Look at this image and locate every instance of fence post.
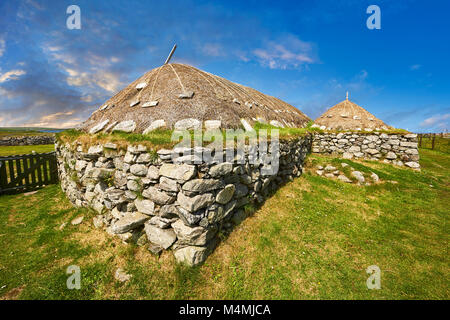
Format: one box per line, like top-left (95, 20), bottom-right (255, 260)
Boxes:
top-left (419, 134), bottom-right (422, 147)
top-left (432, 134), bottom-right (436, 150)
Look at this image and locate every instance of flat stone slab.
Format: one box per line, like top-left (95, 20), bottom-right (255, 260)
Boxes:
top-left (111, 212), bottom-right (149, 234)
top-left (134, 199), bottom-right (155, 215)
top-left (135, 82), bottom-right (147, 90)
top-left (174, 118), bottom-right (201, 130)
top-left (159, 163), bottom-right (196, 182)
top-left (142, 101), bottom-right (158, 108)
top-left (113, 120), bottom-right (136, 133)
top-left (144, 223), bottom-right (177, 249)
top-left (71, 216), bottom-right (84, 225)
top-left (178, 91), bottom-right (194, 99)
top-left (89, 120), bottom-right (109, 134)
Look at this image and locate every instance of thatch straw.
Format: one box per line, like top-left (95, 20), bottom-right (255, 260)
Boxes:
top-left (314, 99), bottom-right (391, 131)
top-left (81, 63), bottom-right (310, 133)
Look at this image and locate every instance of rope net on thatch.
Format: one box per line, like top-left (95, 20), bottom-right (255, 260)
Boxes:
top-left (314, 99), bottom-right (391, 131)
top-left (81, 63), bottom-right (310, 134)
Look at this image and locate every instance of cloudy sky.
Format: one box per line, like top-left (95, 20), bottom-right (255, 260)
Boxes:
top-left (0, 0), bottom-right (449, 132)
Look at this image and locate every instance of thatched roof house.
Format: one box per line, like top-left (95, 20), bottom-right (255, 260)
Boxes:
top-left (81, 63), bottom-right (310, 134)
top-left (314, 95), bottom-right (390, 131)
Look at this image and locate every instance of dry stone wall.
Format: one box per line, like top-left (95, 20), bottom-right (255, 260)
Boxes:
top-left (0, 135), bottom-right (55, 146)
top-left (312, 132), bottom-right (420, 169)
top-left (56, 137), bottom-right (311, 266)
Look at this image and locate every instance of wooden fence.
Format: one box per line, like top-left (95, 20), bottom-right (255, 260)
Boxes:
top-left (0, 152), bottom-right (58, 195)
top-left (418, 133), bottom-right (450, 153)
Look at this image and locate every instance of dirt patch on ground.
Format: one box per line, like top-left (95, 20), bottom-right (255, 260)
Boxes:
top-left (0, 285), bottom-right (25, 300)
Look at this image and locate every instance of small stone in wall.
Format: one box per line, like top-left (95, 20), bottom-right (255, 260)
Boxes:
top-left (144, 223), bottom-right (177, 249)
top-left (93, 215), bottom-right (104, 228)
top-left (216, 184), bottom-right (236, 204)
top-left (160, 163), bottom-right (196, 182)
top-left (342, 152), bottom-right (353, 159)
top-left (134, 199), bottom-right (155, 216)
top-left (130, 164), bottom-right (148, 176)
top-left (111, 212), bottom-right (149, 234)
top-left (405, 162), bottom-right (420, 169)
top-left (209, 162), bottom-right (233, 178)
top-left (142, 187), bottom-right (176, 205)
top-left (386, 152), bottom-right (397, 160)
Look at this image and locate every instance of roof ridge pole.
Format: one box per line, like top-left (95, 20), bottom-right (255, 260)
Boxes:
top-left (164, 44), bottom-right (177, 65)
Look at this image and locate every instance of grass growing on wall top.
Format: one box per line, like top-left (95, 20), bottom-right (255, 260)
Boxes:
top-left (56, 124), bottom-right (313, 152)
top-left (0, 148), bottom-right (448, 299)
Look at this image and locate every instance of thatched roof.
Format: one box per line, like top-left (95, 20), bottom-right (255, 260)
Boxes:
top-left (314, 98), bottom-right (391, 131)
top-left (81, 63), bottom-right (310, 134)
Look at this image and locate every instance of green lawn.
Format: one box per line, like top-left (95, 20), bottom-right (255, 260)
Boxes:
top-left (0, 145), bottom-right (55, 157)
top-left (0, 127), bottom-right (57, 138)
top-left (0, 148), bottom-right (448, 299)
top-left (419, 136), bottom-right (450, 154)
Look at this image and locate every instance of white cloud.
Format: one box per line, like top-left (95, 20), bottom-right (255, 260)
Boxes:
top-left (410, 64), bottom-right (421, 71)
top-left (253, 35), bottom-right (316, 69)
top-left (202, 43), bottom-right (224, 57)
top-left (24, 111), bottom-right (82, 128)
top-left (420, 113), bottom-right (450, 130)
top-left (0, 69), bottom-right (26, 83)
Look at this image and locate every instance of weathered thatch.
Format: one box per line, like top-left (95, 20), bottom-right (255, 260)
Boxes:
top-left (81, 63), bottom-right (310, 134)
top-left (314, 98), bottom-right (391, 131)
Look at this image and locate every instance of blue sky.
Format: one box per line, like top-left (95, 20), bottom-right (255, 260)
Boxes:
top-left (0, 0), bottom-right (449, 132)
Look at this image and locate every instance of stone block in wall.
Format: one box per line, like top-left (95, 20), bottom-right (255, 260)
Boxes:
top-left (144, 223), bottom-right (177, 249)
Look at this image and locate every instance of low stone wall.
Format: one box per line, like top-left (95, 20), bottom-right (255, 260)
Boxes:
top-left (0, 135), bottom-right (55, 146)
top-left (312, 132), bottom-right (420, 169)
top-left (56, 136), bottom-right (311, 266)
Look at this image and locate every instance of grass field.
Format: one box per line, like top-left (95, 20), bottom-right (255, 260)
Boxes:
top-left (0, 127), bottom-right (59, 138)
top-left (0, 145), bottom-right (55, 157)
top-left (0, 148), bottom-right (448, 300)
top-left (419, 135), bottom-right (450, 154)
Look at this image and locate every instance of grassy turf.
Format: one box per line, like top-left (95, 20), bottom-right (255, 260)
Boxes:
top-left (0, 148), bottom-right (448, 299)
top-left (419, 136), bottom-right (450, 154)
top-left (0, 128), bottom-right (57, 138)
top-left (0, 145), bottom-right (55, 157)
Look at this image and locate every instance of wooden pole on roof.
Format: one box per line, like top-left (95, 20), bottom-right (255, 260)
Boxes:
top-left (164, 44), bottom-right (177, 65)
